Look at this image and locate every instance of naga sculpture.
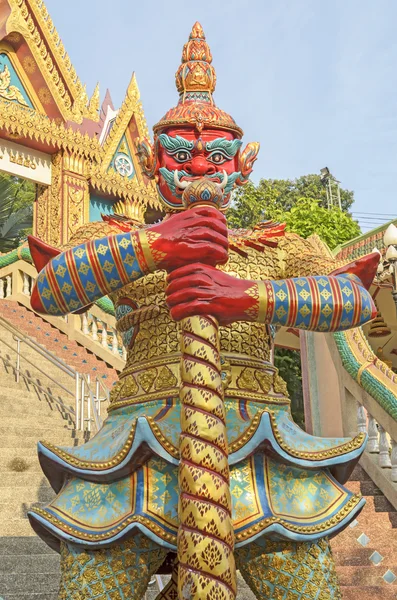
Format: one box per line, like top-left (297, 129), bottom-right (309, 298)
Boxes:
top-left (28, 22), bottom-right (379, 600)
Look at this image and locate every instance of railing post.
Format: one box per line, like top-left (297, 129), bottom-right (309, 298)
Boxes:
top-left (96, 378), bottom-right (101, 417)
top-left (6, 275), bottom-right (12, 297)
top-left (111, 327), bottom-right (118, 354)
top-left (379, 426), bottom-right (392, 468)
top-left (101, 322), bottom-right (108, 348)
top-left (80, 377), bottom-right (85, 431)
top-left (367, 414), bottom-right (379, 453)
top-left (81, 313), bottom-right (89, 335)
top-left (15, 338), bottom-right (20, 384)
top-left (357, 403), bottom-right (367, 434)
top-left (0, 278), bottom-right (4, 299)
top-left (391, 440), bottom-right (397, 482)
top-left (75, 372), bottom-right (80, 431)
top-left (87, 374), bottom-right (91, 433)
top-left (22, 273), bottom-right (30, 295)
top-left (92, 316), bottom-right (98, 342)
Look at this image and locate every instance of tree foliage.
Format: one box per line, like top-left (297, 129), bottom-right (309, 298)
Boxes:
top-left (228, 174), bottom-right (355, 232)
top-left (274, 348), bottom-right (305, 428)
top-left (0, 174), bottom-right (35, 252)
top-left (275, 198), bottom-right (360, 249)
top-left (228, 174), bottom-right (361, 431)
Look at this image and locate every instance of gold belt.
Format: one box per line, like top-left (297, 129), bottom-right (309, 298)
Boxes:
top-left (108, 353), bottom-right (290, 411)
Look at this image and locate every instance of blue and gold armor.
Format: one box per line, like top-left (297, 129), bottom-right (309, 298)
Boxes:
top-left (29, 224), bottom-right (372, 562)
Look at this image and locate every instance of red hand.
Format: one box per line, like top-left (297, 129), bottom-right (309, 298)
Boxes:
top-left (148, 206), bottom-right (228, 271)
top-left (166, 263), bottom-right (257, 325)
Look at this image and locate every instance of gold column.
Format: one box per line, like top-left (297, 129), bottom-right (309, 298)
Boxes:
top-left (177, 180), bottom-right (236, 600)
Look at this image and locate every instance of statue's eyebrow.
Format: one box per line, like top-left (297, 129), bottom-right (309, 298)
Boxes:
top-left (158, 134), bottom-right (194, 152)
top-left (205, 138), bottom-right (243, 158)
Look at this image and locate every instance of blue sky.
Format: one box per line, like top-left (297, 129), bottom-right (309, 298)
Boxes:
top-left (46, 0), bottom-right (397, 231)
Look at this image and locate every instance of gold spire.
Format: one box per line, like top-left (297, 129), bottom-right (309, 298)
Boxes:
top-left (175, 22), bottom-right (216, 98)
top-left (87, 82), bottom-right (100, 118)
top-left (153, 22), bottom-right (242, 136)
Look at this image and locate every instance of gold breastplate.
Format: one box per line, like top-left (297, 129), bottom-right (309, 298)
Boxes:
top-left (109, 246), bottom-right (290, 409)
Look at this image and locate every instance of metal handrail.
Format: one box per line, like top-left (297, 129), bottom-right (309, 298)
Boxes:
top-left (0, 314), bottom-right (103, 433)
top-left (0, 315), bottom-right (75, 376)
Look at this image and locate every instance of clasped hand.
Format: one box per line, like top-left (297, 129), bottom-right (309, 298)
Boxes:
top-left (148, 207), bottom-right (252, 326)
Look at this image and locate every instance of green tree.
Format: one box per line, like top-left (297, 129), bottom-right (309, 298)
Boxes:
top-left (0, 174), bottom-right (35, 252)
top-left (274, 348), bottom-right (305, 428)
top-left (228, 175), bottom-right (361, 431)
top-left (273, 197), bottom-right (361, 249)
top-left (228, 174), bottom-right (355, 231)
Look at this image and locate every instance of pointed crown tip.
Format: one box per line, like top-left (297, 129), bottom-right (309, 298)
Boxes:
top-left (175, 21), bottom-right (215, 96)
top-left (153, 22), bottom-right (243, 137)
top-left (190, 22), bottom-right (205, 39)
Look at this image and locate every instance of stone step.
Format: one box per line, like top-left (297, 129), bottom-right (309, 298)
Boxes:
top-left (0, 519), bottom-right (37, 537)
top-left (0, 459), bottom-right (43, 474)
top-left (0, 435), bottom-right (76, 448)
top-left (0, 572), bottom-right (60, 594)
top-left (0, 301), bottom-right (119, 384)
top-left (0, 424), bottom-right (75, 437)
top-left (0, 415), bottom-right (73, 429)
top-left (0, 472), bottom-right (54, 488)
top-left (0, 536), bottom-right (56, 555)
top-left (0, 503), bottom-right (53, 524)
top-left (0, 553), bottom-right (59, 574)
top-left (0, 403), bottom-right (72, 418)
top-left (336, 565), bottom-right (397, 587)
top-left (0, 486), bottom-right (54, 503)
top-left (341, 586), bottom-right (397, 599)
top-left (5, 594), bottom-right (58, 600)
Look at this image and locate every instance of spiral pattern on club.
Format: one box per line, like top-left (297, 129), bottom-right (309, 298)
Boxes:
top-left (177, 314), bottom-right (236, 600)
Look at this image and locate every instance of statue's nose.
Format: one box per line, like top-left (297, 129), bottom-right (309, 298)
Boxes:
top-left (185, 156), bottom-right (216, 176)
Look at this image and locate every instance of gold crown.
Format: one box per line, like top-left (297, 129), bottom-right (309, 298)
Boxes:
top-left (153, 22), bottom-right (243, 137)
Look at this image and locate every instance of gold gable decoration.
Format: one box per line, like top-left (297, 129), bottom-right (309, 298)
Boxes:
top-left (0, 0), bottom-right (160, 246)
top-left (5, 0), bottom-right (98, 122)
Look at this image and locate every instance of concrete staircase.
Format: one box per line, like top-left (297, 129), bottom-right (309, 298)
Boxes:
top-left (331, 465), bottom-right (397, 599)
top-left (0, 300), bottom-right (118, 386)
top-left (0, 322), bottom-right (83, 599)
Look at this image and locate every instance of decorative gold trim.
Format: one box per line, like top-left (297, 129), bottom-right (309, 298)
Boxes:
top-left (357, 360), bottom-right (373, 385)
top-left (267, 408), bottom-right (366, 460)
top-left (89, 168), bottom-right (161, 213)
top-left (228, 413), bottom-right (262, 453)
top-left (0, 41), bottom-right (45, 113)
top-left (136, 230), bottom-right (155, 271)
top-left (0, 99), bottom-right (100, 157)
top-left (6, 0), bottom-right (97, 122)
top-left (108, 389), bottom-right (180, 411)
top-left (31, 506), bottom-right (177, 545)
top-left (41, 413), bottom-right (179, 471)
top-left (101, 74), bottom-right (148, 170)
top-left (234, 494), bottom-right (362, 542)
top-left (27, 0), bottom-right (89, 108)
top-left (257, 281), bottom-right (268, 323)
top-left (31, 493), bottom-right (362, 545)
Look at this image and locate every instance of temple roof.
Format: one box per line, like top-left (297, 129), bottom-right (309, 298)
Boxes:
top-left (334, 219), bottom-right (397, 261)
top-left (0, 0), bottom-right (160, 211)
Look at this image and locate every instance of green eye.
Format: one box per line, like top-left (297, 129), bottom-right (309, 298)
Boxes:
top-left (173, 150), bottom-right (191, 163)
top-left (208, 152), bottom-right (227, 164)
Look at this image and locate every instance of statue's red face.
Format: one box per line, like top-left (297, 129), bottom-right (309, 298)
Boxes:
top-left (155, 127), bottom-right (243, 210)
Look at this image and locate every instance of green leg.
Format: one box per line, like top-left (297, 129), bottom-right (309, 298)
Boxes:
top-left (58, 534), bottom-right (168, 600)
top-left (235, 538), bottom-right (341, 600)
